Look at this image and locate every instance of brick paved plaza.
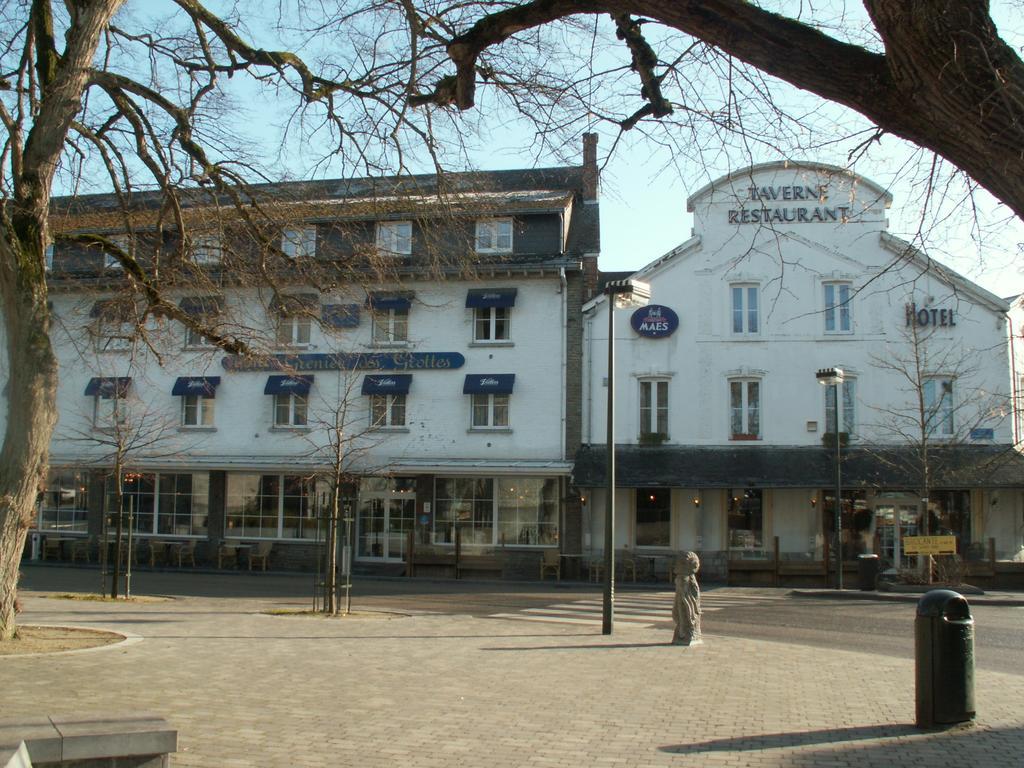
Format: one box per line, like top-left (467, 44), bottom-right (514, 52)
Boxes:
top-left (2, 573), bottom-right (1022, 767)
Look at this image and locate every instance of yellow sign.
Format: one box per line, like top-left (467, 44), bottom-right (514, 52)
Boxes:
top-left (902, 535), bottom-right (957, 555)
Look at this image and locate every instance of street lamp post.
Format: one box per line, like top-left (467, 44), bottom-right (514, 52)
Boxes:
top-left (603, 279), bottom-right (650, 634)
top-left (816, 367), bottom-right (845, 590)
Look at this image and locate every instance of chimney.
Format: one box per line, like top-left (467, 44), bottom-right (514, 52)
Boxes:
top-left (582, 132), bottom-right (598, 202)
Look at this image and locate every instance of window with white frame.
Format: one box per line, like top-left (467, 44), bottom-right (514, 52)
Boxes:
top-left (281, 226), bottom-right (317, 259)
top-left (432, 476), bottom-right (558, 546)
top-left (824, 379), bottom-right (856, 435)
top-left (94, 317), bottom-right (134, 352)
top-left (274, 393), bottom-right (308, 427)
top-left (104, 234), bottom-right (128, 270)
top-left (370, 394), bottom-right (406, 428)
top-left (730, 284), bottom-right (759, 335)
top-left (371, 307), bottom-right (408, 344)
top-left (225, 473), bottom-right (317, 539)
top-left (639, 379), bottom-right (669, 439)
top-left (107, 472), bottom-right (209, 537)
top-left (471, 393), bottom-right (509, 428)
top-left (729, 378), bottom-right (761, 440)
top-left (45, 243), bottom-right (54, 272)
top-left (191, 233), bottom-right (223, 265)
top-left (93, 393), bottom-right (128, 428)
top-left (38, 470), bottom-right (89, 533)
top-left (182, 394), bottom-right (215, 427)
top-left (276, 314), bottom-right (311, 347)
top-left (475, 218), bottom-right (513, 253)
top-left (185, 325), bottom-right (214, 349)
top-left (924, 377), bottom-right (955, 436)
top-left (473, 306), bottom-right (510, 342)
top-left (376, 221), bottom-right (412, 256)
top-left (824, 281), bottom-right (852, 333)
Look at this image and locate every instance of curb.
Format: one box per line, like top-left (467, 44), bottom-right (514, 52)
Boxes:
top-left (790, 589), bottom-right (1024, 607)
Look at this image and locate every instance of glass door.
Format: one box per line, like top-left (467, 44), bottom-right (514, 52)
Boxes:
top-left (356, 478), bottom-right (416, 562)
top-left (873, 501), bottom-right (919, 569)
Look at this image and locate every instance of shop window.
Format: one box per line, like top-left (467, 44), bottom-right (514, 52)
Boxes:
top-left (371, 307), bottom-right (409, 344)
top-left (729, 378), bottom-right (761, 440)
top-left (433, 476), bottom-right (558, 547)
top-left (824, 282), bottom-right (852, 333)
top-left (471, 393), bottom-right (509, 429)
top-left (225, 473), bottom-right (316, 539)
top-left (635, 488), bottom-right (670, 547)
top-left (475, 218), bottom-right (513, 253)
top-left (181, 394), bottom-right (215, 427)
top-left (274, 393), bottom-right (308, 427)
top-left (823, 490), bottom-right (870, 560)
top-left (730, 283), bottom-right (759, 335)
top-left (639, 379), bottom-right (669, 441)
top-left (727, 488), bottom-right (763, 554)
top-left (376, 221), bottom-right (412, 256)
top-left (106, 472), bottom-right (209, 538)
top-left (824, 378), bottom-right (856, 435)
top-left (924, 377), bottom-right (954, 436)
top-left (370, 394), bottom-right (406, 428)
top-left (281, 226), bottom-right (317, 259)
top-left (473, 306), bottom-right (510, 342)
top-left (434, 477), bottom-right (494, 545)
top-left (38, 470), bottom-right (89, 533)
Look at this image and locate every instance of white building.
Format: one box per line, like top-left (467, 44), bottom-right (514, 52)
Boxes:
top-left (32, 140), bottom-right (601, 576)
top-left (576, 162), bottom-right (1024, 586)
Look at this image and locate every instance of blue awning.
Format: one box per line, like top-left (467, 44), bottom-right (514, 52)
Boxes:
top-left (84, 377), bottom-right (131, 398)
top-left (361, 374), bottom-right (412, 395)
top-left (323, 304), bottom-right (361, 328)
top-left (171, 376), bottom-right (221, 397)
top-left (178, 296), bottom-right (225, 315)
top-left (264, 375), bottom-right (313, 395)
top-left (465, 288), bottom-right (517, 308)
top-left (463, 374), bottom-right (515, 394)
top-left (366, 292), bottom-right (413, 311)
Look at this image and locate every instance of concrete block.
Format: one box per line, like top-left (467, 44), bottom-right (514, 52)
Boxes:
top-left (0, 719), bottom-right (60, 764)
top-left (50, 714), bottom-right (176, 762)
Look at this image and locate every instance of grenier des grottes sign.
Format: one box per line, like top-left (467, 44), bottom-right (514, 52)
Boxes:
top-left (630, 305), bottom-right (678, 338)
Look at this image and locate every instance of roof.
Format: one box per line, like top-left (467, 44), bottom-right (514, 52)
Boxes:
top-left (573, 444), bottom-right (1024, 489)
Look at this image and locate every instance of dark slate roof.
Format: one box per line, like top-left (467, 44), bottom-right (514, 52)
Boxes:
top-left (572, 445), bottom-right (1024, 489)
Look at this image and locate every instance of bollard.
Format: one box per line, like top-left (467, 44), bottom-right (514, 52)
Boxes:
top-left (915, 589), bottom-right (975, 728)
top-left (857, 553), bottom-right (879, 591)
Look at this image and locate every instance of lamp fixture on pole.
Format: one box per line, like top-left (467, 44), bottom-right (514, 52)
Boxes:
top-left (602, 278), bottom-right (650, 634)
top-left (816, 367), bottom-right (845, 590)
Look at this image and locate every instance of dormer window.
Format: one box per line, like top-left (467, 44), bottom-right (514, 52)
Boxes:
top-left (475, 219), bottom-right (513, 254)
top-left (376, 221), bottom-right (412, 256)
top-left (281, 226), bottom-right (317, 259)
top-left (191, 233), bottom-right (222, 265)
top-left (105, 234), bottom-right (128, 271)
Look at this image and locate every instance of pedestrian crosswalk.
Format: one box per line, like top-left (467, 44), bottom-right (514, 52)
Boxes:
top-left (487, 590), bottom-right (788, 628)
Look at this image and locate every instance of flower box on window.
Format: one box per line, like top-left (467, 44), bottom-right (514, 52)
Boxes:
top-left (731, 433), bottom-right (760, 441)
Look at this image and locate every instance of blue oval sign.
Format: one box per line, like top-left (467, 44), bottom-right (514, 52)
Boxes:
top-left (630, 304), bottom-right (679, 338)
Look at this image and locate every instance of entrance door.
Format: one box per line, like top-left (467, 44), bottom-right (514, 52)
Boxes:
top-left (356, 478), bottom-right (416, 562)
top-left (873, 500), bottom-right (919, 569)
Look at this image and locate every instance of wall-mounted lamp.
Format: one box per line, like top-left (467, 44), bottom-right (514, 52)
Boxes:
top-left (692, 497), bottom-right (701, 508)
top-left (810, 496), bottom-right (817, 507)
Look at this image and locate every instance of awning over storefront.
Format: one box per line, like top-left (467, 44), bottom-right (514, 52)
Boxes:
top-left (178, 296), bottom-right (225, 315)
top-left (572, 444), bottom-right (1024, 489)
top-left (361, 374), bottom-right (412, 395)
top-left (366, 292), bottom-right (413, 311)
top-left (323, 304), bottom-right (361, 328)
top-left (465, 288), bottom-right (518, 308)
top-left (264, 375), bottom-right (313, 395)
top-left (463, 374), bottom-right (515, 394)
top-left (171, 376), bottom-right (221, 397)
top-left (84, 377), bottom-right (131, 398)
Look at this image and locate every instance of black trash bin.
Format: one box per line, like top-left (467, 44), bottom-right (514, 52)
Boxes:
top-left (915, 589), bottom-right (975, 728)
top-left (857, 554), bottom-right (879, 591)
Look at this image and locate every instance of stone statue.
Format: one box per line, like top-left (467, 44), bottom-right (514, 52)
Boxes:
top-left (672, 551), bottom-right (702, 646)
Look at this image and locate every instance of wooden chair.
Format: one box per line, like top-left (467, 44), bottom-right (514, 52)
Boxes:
top-left (70, 537), bottom-right (92, 563)
top-left (539, 549), bottom-right (561, 581)
top-left (588, 557), bottom-right (605, 582)
top-left (42, 537), bottom-right (63, 561)
top-left (248, 542), bottom-right (273, 571)
top-left (217, 542), bottom-right (238, 569)
top-left (175, 540), bottom-right (196, 567)
top-left (619, 553), bottom-right (638, 582)
top-left (148, 540), bottom-right (169, 567)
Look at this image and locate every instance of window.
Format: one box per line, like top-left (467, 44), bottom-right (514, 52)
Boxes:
top-left (473, 307), bottom-right (510, 342)
top-left (191, 233), bottom-right (222, 265)
top-left (728, 488), bottom-right (763, 554)
top-left (924, 377), bottom-right (954, 436)
top-left (824, 282), bottom-right (852, 333)
top-left (274, 393), bottom-right (308, 427)
top-left (433, 476), bottom-right (558, 546)
top-left (104, 234), bottom-right (127, 270)
top-left (106, 472), bottom-right (209, 537)
top-left (185, 325), bottom-right (214, 349)
top-left (276, 315), bottom-right (311, 347)
top-left (729, 379), bottom-right (761, 439)
top-left (635, 489), bottom-right (671, 547)
top-left (824, 379), bottom-right (856, 435)
top-left (93, 393), bottom-right (128, 428)
top-left (376, 221), bottom-right (412, 255)
top-left (182, 394), bottom-right (215, 427)
top-left (475, 218), bottom-right (513, 253)
top-left (371, 307), bottom-right (408, 344)
top-left (225, 473), bottom-right (316, 539)
top-left (370, 394), bottom-right (406, 428)
top-left (731, 284), bottom-right (759, 334)
top-left (281, 226), bottom-right (316, 259)
top-left (471, 393), bottom-right (509, 428)
top-left (45, 243), bottom-right (54, 272)
top-left (639, 380), bottom-right (669, 439)
top-left (38, 470), bottom-right (89, 532)
top-left (95, 317), bottom-right (134, 351)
